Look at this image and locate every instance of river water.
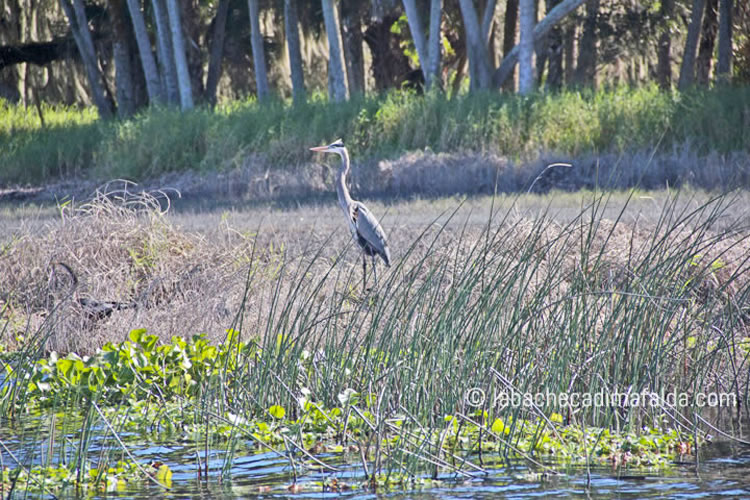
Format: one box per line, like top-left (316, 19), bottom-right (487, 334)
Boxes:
top-left (3, 431), bottom-right (747, 499)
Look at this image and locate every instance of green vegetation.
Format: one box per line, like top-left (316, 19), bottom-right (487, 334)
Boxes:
top-left (1, 461), bottom-right (172, 495)
top-left (1, 85), bottom-right (749, 185)
top-left (0, 189), bottom-right (747, 495)
top-left (1, 331), bottom-right (698, 496)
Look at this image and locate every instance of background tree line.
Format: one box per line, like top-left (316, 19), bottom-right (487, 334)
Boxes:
top-left (0, 0), bottom-right (748, 119)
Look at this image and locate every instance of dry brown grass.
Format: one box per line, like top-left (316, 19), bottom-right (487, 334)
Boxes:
top-left (1, 184), bottom-right (748, 357)
top-left (4, 148), bottom-right (750, 209)
top-left (1, 183), bottom-right (254, 352)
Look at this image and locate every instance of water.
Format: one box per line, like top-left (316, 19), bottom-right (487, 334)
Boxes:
top-left (1, 406), bottom-right (748, 499)
top-left (86, 447), bottom-right (750, 499)
top-left (123, 449), bottom-right (750, 499)
top-left (3, 427), bottom-right (748, 499)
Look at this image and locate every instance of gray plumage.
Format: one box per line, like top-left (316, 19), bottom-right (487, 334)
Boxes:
top-left (310, 139), bottom-right (391, 287)
top-left (352, 202), bottom-right (392, 266)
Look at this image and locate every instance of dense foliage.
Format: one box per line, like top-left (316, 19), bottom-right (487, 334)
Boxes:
top-left (1, 85), bottom-right (748, 186)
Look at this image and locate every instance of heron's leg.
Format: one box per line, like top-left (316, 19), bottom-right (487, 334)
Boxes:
top-left (372, 255), bottom-right (378, 288)
top-left (362, 252), bottom-right (367, 290)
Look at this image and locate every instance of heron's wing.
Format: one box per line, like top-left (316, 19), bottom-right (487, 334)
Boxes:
top-left (353, 202), bottom-right (391, 266)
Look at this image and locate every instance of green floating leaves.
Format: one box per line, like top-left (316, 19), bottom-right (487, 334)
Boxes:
top-left (268, 405), bottom-right (286, 419)
top-left (14, 329), bottom-right (259, 408)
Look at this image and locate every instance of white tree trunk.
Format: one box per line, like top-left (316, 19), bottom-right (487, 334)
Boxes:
top-left (126, 0), bottom-right (164, 104)
top-left (457, 0), bottom-right (493, 89)
top-left (493, 0), bottom-right (585, 88)
top-left (402, 0), bottom-right (429, 82)
top-left (321, 0), bottom-right (348, 102)
top-left (165, 0), bottom-right (193, 109)
top-left (248, 0), bottom-right (270, 100)
top-left (403, 0), bottom-right (442, 89)
top-left (426, 0), bottom-right (443, 89)
top-left (481, 0), bottom-right (497, 45)
top-left (284, 0), bottom-right (306, 103)
top-left (518, 0), bottom-right (535, 94)
top-left (152, 0), bottom-right (179, 105)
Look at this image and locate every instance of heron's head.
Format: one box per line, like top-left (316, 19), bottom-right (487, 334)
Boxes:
top-left (309, 139), bottom-right (346, 156)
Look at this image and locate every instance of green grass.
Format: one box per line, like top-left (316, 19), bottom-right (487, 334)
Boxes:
top-left (1, 85), bottom-right (749, 185)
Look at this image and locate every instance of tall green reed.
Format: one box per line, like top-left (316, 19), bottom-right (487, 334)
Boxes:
top-left (190, 189), bottom-right (750, 478)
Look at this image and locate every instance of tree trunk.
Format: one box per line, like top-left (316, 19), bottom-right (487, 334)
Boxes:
top-left (696, 0), bottom-right (718, 85)
top-left (563, 23), bottom-right (576, 84)
top-left (205, 0), bottom-right (230, 106)
top-left (451, 50), bottom-right (467, 96)
top-left (180, 0), bottom-right (205, 101)
top-left (458, 0), bottom-right (493, 89)
top-left (402, 0), bottom-right (429, 82)
top-left (678, 0), bottom-right (706, 90)
top-left (401, 0), bottom-right (442, 89)
top-left (467, 20), bottom-right (478, 93)
top-left (152, 0), bottom-right (179, 105)
top-left (58, 0), bottom-right (113, 118)
top-left (130, 34), bottom-right (149, 110)
top-left (341, 2), bottom-right (365, 95)
top-left (248, 0), bottom-right (269, 100)
top-left (112, 36), bottom-right (135, 118)
top-left (110, 0), bottom-right (136, 117)
top-left (284, 0), bottom-right (306, 103)
top-left (321, 0), bottom-right (348, 102)
top-left (501, 0), bottom-right (519, 91)
top-left (545, 0), bottom-right (563, 90)
top-left (518, 0), bottom-right (535, 94)
top-left (574, 0), bottom-right (598, 87)
top-left (535, 0), bottom-right (549, 86)
top-left (426, 0), bottom-right (443, 90)
top-left (716, 0), bottom-right (732, 80)
top-left (126, 0), bottom-right (163, 104)
top-left (493, 0), bottom-right (585, 88)
top-left (165, 0), bottom-right (193, 109)
top-left (656, 0), bottom-right (674, 89)
top-left (481, 0), bottom-right (497, 45)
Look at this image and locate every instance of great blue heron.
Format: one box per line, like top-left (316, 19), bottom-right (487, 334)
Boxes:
top-left (310, 139), bottom-right (391, 288)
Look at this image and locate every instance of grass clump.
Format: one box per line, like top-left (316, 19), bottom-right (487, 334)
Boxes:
top-left (1, 85), bottom-right (749, 186)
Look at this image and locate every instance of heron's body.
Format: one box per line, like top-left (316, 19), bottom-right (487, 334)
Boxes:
top-left (350, 202), bottom-right (391, 265)
top-left (310, 140), bottom-right (391, 287)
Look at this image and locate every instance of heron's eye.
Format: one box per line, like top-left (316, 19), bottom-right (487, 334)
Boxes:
top-left (331, 142), bottom-right (344, 148)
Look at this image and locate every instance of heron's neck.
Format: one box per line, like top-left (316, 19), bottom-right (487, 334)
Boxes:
top-left (336, 149), bottom-right (354, 214)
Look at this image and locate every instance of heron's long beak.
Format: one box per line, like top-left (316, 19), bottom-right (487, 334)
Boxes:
top-left (309, 145), bottom-right (329, 152)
